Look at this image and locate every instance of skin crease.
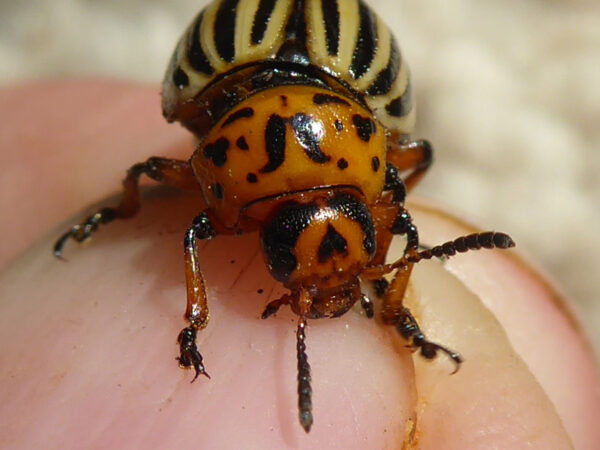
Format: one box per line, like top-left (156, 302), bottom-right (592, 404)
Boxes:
top-left (1, 81), bottom-right (599, 448)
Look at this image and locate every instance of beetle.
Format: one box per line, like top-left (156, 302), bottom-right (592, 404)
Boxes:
top-left (54, 0), bottom-right (514, 433)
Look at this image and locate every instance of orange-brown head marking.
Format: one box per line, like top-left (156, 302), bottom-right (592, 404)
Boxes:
top-left (260, 191), bottom-right (376, 294)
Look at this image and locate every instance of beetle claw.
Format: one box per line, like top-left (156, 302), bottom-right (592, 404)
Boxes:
top-left (177, 326), bottom-right (210, 382)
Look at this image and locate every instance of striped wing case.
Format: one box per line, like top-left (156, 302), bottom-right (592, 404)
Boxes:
top-left (162, 0), bottom-right (414, 137)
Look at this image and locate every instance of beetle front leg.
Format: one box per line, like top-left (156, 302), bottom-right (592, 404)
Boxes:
top-left (177, 211), bottom-right (216, 382)
top-left (386, 132), bottom-right (433, 192)
top-left (54, 157), bottom-right (202, 257)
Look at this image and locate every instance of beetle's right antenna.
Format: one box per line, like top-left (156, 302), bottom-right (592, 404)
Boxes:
top-left (297, 316), bottom-right (313, 433)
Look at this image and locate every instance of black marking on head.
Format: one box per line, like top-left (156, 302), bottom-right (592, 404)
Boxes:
top-left (260, 114), bottom-right (287, 173)
top-left (260, 201), bottom-right (319, 282)
top-left (277, 0), bottom-right (309, 64)
top-left (327, 193), bottom-right (376, 257)
top-left (222, 107), bottom-right (254, 128)
top-left (236, 136), bottom-right (249, 150)
top-left (203, 137), bottom-right (230, 167)
top-left (214, 0), bottom-right (239, 63)
top-left (291, 114), bottom-right (331, 164)
top-left (337, 158), bottom-right (348, 169)
top-left (350, 0), bottom-right (377, 79)
top-left (318, 224), bottom-right (348, 263)
top-left (334, 119), bottom-right (344, 132)
top-left (371, 156), bottom-right (380, 172)
top-left (366, 38), bottom-right (401, 96)
top-left (187, 10), bottom-right (214, 75)
top-left (211, 183), bottom-right (224, 199)
top-left (352, 115), bottom-right (376, 142)
top-left (173, 66), bottom-right (189, 88)
top-left (246, 172), bottom-right (258, 183)
top-left (322, 0), bottom-right (340, 56)
top-left (251, 0), bottom-right (277, 44)
top-left (385, 84), bottom-right (412, 117)
top-left (280, 95), bottom-right (288, 107)
top-left (312, 93), bottom-right (350, 106)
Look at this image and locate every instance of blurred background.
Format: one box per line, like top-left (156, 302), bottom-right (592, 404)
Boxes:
top-left (1, 0), bottom-right (598, 352)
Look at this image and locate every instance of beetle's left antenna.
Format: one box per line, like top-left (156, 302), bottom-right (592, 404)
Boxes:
top-left (297, 316), bottom-right (313, 433)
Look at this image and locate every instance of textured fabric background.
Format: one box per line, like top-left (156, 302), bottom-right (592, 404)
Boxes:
top-left (1, 0), bottom-right (598, 353)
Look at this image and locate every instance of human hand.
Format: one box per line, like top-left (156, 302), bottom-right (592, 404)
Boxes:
top-left (1, 81), bottom-right (598, 449)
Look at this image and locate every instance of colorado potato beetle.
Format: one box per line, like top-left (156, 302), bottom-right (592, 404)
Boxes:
top-left (55, 0), bottom-right (515, 432)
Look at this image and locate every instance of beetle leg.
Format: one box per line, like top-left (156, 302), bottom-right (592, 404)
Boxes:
top-left (177, 211), bottom-right (216, 382)
top-left (261, 293), bottom-right (292, 319)
top-left (360, 294), bottom-right (374, 318)
top-left (367, 164), bottom-right (419, 297)
top-left (54, 157), bottom-right (202, 257)
top-left (386, 133), bottom-right (433, 192)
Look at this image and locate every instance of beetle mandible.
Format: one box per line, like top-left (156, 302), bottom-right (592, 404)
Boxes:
top-left (55, 0), bottom-right (515, 432)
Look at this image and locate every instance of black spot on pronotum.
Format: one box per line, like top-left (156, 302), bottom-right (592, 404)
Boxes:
top-left (334, 120), bottom-right (344, 132)
top-left (246, 173), bottom-right (258, 183)
top-left (280, 95), bottom-right (288, 107)
top-left (173, 67), bottom-right (189, 88)
top-left (257, 288), bottom-right (264, 294)
top-left (211, 183), bottom-right (224, 199)
top-left (260, 114), bottom-right (287, 173)
top-left (203, 138), bottom-right (230, 167)
top-left (251, 0), bottom-right (277, 44)
top-left (312, 93), bottom-right (350, 106)
top-left (337, 158), bottom-right (348, 170)
top-left (371, 156), bottom-right (380, 172)
top-left (291, 114), bottom-right (331, 164)
top-left (318, 224), bottom-right (348, 263)
top-left (352, 115), bottom-right (376, 142)
top-left (222, 107), bottom-right (254, 128)
top-left (236, 136), bottom-right (249, 150)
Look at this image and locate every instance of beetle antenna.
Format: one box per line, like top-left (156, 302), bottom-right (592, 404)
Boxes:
top-left (297, 316), bottom-right (313, 433)
top-left (391, 232), bottom-right (514, 269)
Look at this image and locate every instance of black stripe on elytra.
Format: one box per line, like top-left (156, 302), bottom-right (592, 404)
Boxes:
top-left (222, 107), bottom-right (255, 128)
top-left (365, 38), bottom-right (401, 96)
top-left (277, 0), bottom-right (309, 64)
top-left (260, 201), bottom-right (319, 282)
top-left (352, 114), bottom-right (376, 142)
top-left (327, 193), bottom-right (375, 257)
top-left (318, 224), bottom-right (348, 263)
top-left (260, 114), bottom-right (287, 173)
top-left (313, 93), bottom-right (350, 106)
top-left (172, 66), bottom-right (190, 88)
top-left (322, 0), bottom-right (340, 56)
top-left (187, 10), bottom-right (214, 75)
top-left (214, 0), bottom-right (240, 63)
top-left (291, 113), bottom-right (331, 164)
top-left (251, 0), bottom-right (277, 44)
top-left (385, 83), bottom-right (412, 117)
top-left (349, 0), bottom-right (377, 80)
top-left (203, 137), bottom-right (230, 167)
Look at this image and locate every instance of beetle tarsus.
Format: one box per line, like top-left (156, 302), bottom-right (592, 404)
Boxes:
top-left (360, 294), bottom-right (374, 318)
top-left (53, 207), bottom-right (117, 257)
top-left (177, 326), bottom-right (210, 382)
top-left (396, 307), bottom-right (463, 374)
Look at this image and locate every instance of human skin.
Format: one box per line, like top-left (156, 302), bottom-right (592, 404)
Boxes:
top-left (0, 81), bottom-right (599, 449)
